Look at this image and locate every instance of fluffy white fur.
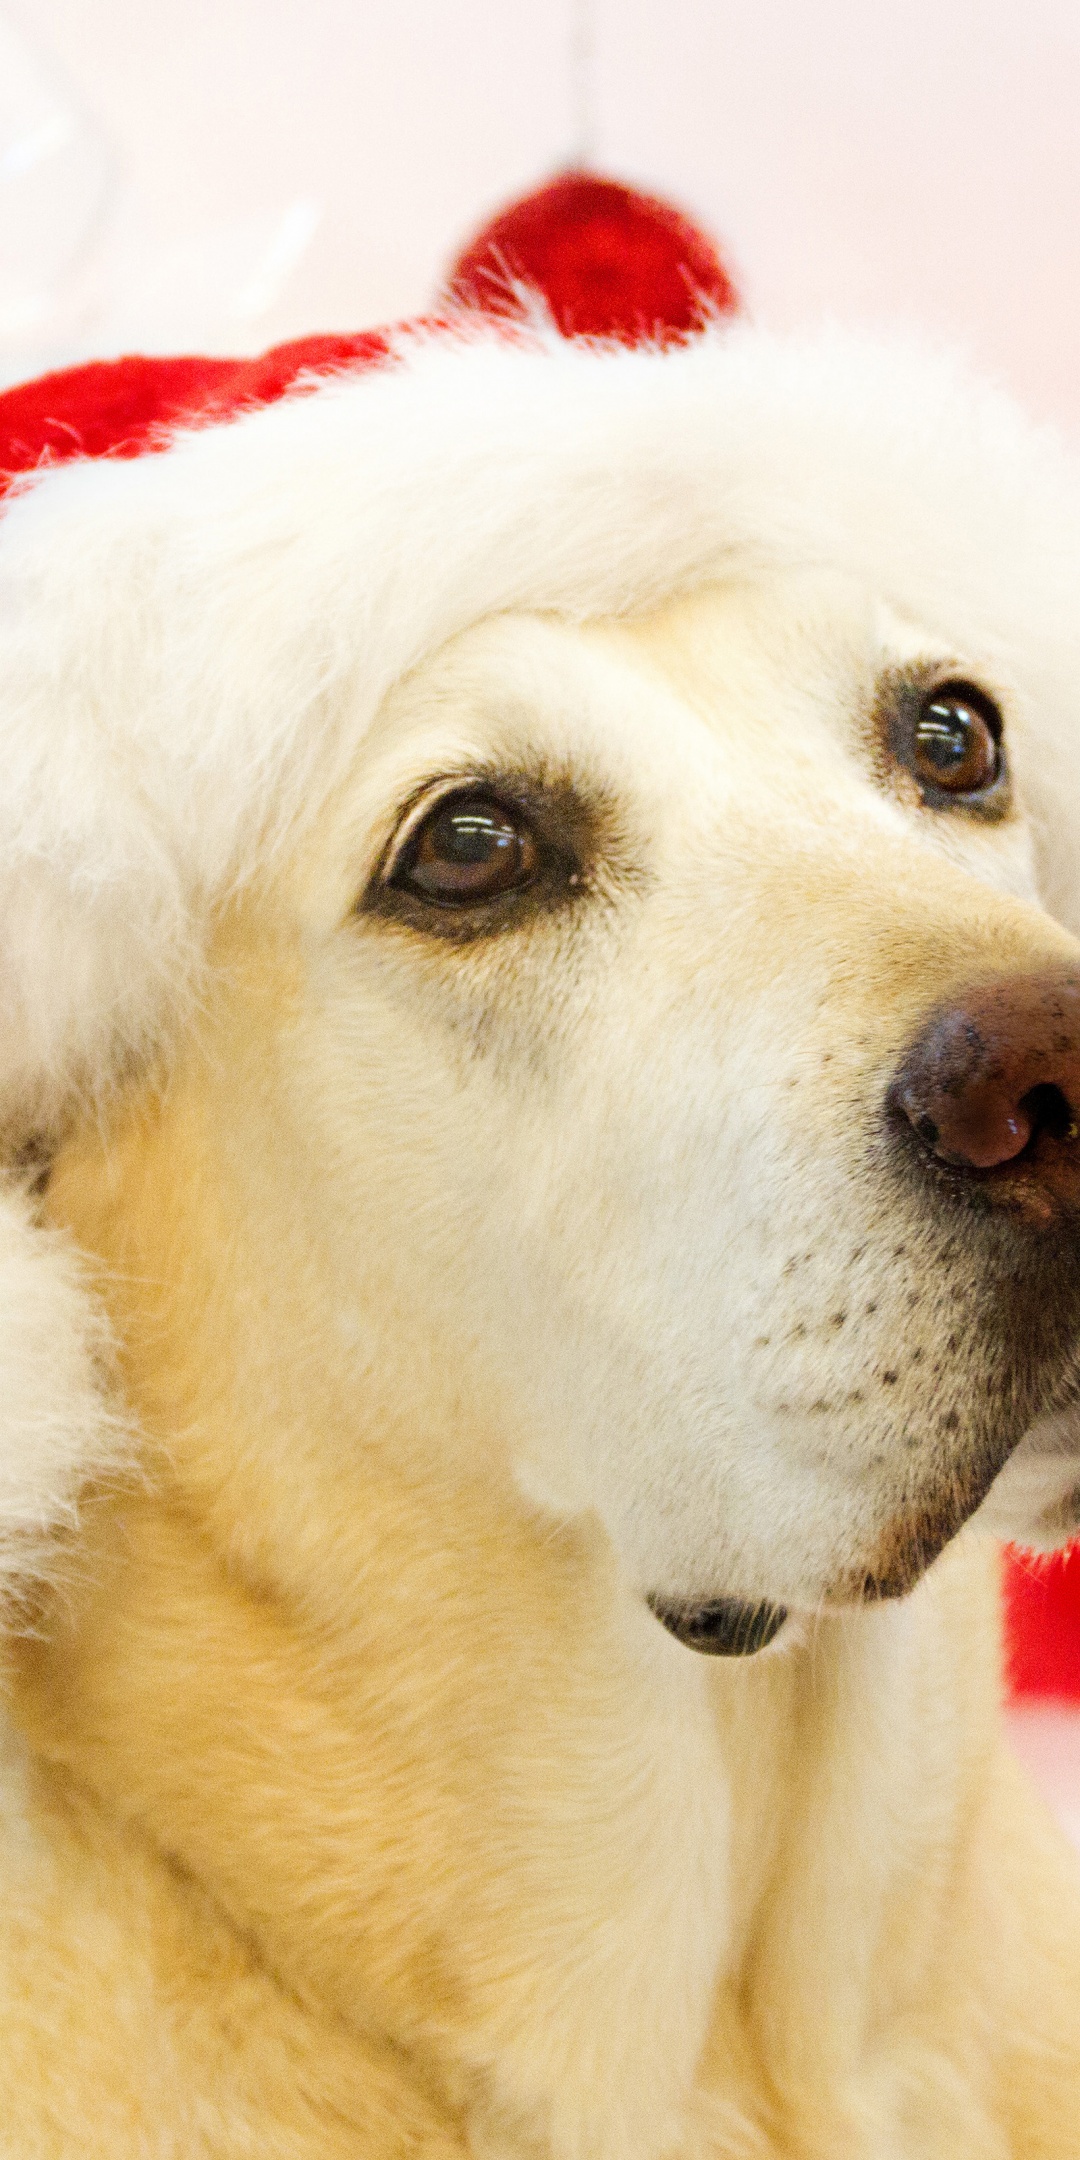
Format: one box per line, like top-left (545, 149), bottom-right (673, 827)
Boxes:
top-left (0, 1182), bottom-right (124, 1599)
top-left (1, 314), bottom-right (1080, 1600)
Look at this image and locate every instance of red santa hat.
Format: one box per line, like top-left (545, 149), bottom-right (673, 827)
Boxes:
top-left (0, 170), bottom-right (1075, 1683)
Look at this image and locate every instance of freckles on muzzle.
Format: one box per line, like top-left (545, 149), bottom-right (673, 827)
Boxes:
top-left (640, 961), bottom-right (1080, 1646)
top-left (841, 965), bottom-right (1080, 1602)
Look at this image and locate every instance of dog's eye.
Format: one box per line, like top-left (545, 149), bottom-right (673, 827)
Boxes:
top-left (390, 791), bottom-right (540, 904)
top-left (914, 684), bottom-right (1001, 796)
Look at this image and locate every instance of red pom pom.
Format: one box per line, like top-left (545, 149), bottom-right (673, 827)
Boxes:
top-left (446, 171), bottom-right (740, 345)
top-left (1004, 1543), bottom-right (1080, 1700)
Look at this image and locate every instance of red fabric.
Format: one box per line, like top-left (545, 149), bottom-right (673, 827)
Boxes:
top-left (1004, 1544), bottom-right (1080, 1700)
top-left (446, 170), bottom-right (740, 344)
top-left (0, 329), bottom-right (395, 497)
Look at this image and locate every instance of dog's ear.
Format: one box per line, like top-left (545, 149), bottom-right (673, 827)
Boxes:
top-left (0, 843), bottom-right (187, 1626)
top-left (0, 1178), bottom-right (128, 1612)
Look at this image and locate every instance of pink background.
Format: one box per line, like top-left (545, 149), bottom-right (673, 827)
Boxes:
top-left (4, 1), bottom-right (1080, 433)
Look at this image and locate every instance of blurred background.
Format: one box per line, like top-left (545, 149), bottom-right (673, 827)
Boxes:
top-left (2, 0), bottom-right (1079, 1839)
top-left (5, 0), bottom-right (1080, 432)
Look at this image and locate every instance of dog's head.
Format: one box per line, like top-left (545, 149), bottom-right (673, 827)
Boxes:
top-left (8, 328), bottom-right (1080, 1647)
top-left (48, 564), bottom-right (1080, 1655)
top-left (278, 573), bottom-right (1080, 1637)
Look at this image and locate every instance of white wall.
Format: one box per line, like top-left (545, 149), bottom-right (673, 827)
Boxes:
top-left (3, 1), bottom-right (1080, 432)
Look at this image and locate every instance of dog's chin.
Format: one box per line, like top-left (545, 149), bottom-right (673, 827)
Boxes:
top-left (647, 1595), bottom-right (791, 1656)
top-left (652, 1439), bottom-right (1080, 1660)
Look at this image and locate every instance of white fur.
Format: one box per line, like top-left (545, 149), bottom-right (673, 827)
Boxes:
top-left (0, 1182), bottom-right (125, 1600)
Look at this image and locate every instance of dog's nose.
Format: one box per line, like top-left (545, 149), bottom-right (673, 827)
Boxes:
top-left (888, 972), bottom-right (1080, 1181)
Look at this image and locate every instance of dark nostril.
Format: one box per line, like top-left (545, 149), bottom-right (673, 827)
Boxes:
top-left (1020, 1082), bottom-right (1078, 1145)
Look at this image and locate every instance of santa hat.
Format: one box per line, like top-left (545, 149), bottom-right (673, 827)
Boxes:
top-left (0, 170), bottom-right (1076, 1679)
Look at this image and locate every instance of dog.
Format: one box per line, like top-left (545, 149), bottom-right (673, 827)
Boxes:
top-left (0, 323), bottom-right (1079, 2156)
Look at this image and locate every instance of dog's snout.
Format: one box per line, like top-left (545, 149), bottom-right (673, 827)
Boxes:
top-left (887, 971), bottom-right (1080, 1201)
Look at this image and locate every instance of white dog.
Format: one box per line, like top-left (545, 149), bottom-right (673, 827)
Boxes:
top-left (0, 320), bottom-right (1078, 2156)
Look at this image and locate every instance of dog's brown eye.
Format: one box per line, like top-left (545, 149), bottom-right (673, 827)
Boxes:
top-left (393, 792), bottom-right (540, 904)
top-left (914, 685), bottom-right (1001, 796)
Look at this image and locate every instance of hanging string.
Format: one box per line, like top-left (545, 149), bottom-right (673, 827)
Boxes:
top-left (568, 0), bottom-right (596, 171)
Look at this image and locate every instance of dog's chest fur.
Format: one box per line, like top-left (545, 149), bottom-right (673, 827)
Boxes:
top-left (0, 1510), bottom-right (1047, 2160)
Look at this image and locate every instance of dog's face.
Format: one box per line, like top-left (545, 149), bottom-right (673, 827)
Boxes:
top-left (76, 571), bottom-right (1080, 1645)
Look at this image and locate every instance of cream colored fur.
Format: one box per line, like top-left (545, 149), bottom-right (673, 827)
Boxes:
top-left (1, 331), bottom-right (1080, 2154)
